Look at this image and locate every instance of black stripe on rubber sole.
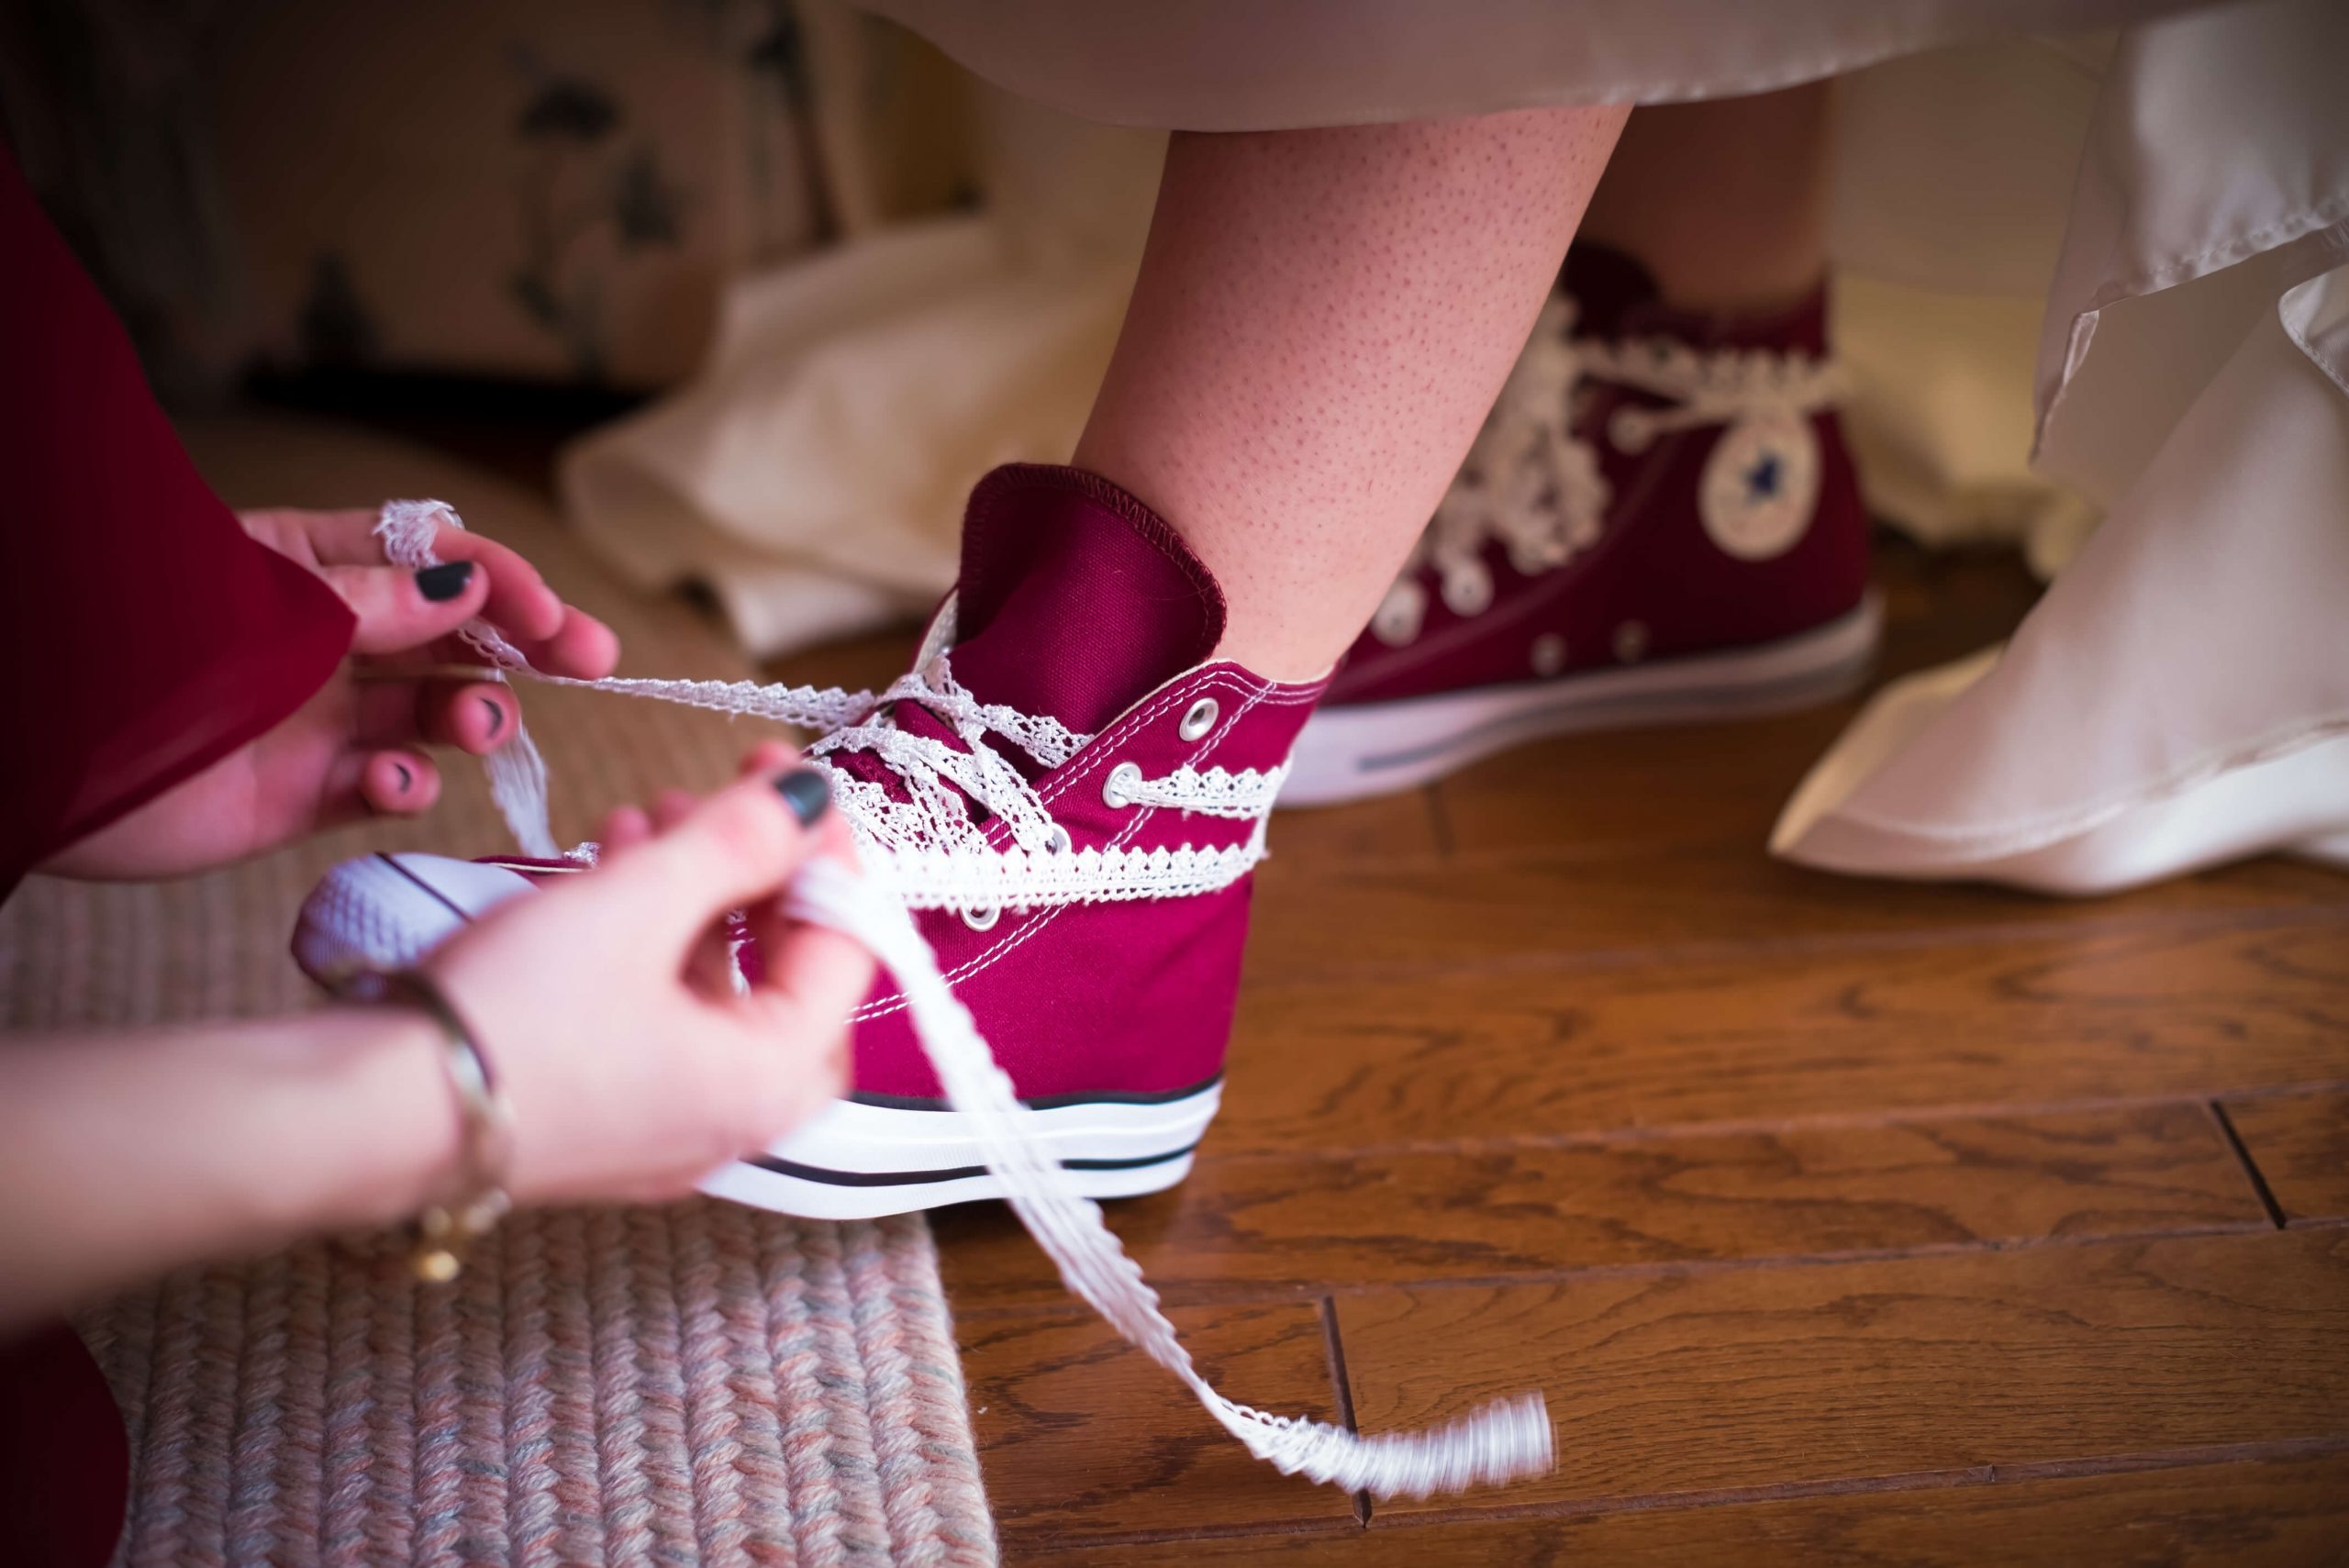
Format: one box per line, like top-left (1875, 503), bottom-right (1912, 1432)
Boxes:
top-left (746, 1140), bottom-right (1202, 1189)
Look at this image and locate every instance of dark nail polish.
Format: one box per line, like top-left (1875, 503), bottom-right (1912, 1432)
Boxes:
top-left (416, 561), bottom-right (475, 602)
top-left (393, 762), bottom-right (414, 793)
top-left (775, 768), bottom-right (829, 826)
top-left (481, 695), bottom-right (506, 738)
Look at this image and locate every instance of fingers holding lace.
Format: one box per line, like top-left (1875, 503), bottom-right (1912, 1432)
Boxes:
top-left (357, 750), bottom-right (440, 817)
top-left (349, 670), bottom-right (524, 763)
top-left (419, 769), bottom-right (864, 1206)
top-left (597, 772), bottom-right (833, 950)
top-left (514, 603), bottom-right (619, 682)
top-left (323, 559), bottom-right (494, 656)
top-left (740, 809), bottom-right (869, 1048)
top-left (307, 506), bottom-right (562, 641)
top-left (737, 739), bottom-right (800, 778)
top-left (433, 682), bottom-right (520, 754)
top-left (595, 803), bottom-right (655, 851)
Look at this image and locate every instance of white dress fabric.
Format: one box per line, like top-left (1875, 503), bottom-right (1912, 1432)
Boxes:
top-left (560, 47), bottom-right (2096, 660)
top-left (853, 0), bottom-right (2195, 130)
top-left (1775, 0), bottom-right (2349, 890)
top-left (564, 0), bottom-right (2349, 893)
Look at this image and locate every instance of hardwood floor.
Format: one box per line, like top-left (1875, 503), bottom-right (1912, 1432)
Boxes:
top-left (770, 538), bottom-right (2349, 1563)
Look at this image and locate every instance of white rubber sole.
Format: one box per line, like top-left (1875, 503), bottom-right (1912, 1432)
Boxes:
top-left (294, 851), bottom-right (1222, 1221)
top-left (291, 852), bottom-right (539, 985)
top-left (1286, 594), bottom-right (1884, 807)
top-left (701, 1080), bottom-right (1221, 1220)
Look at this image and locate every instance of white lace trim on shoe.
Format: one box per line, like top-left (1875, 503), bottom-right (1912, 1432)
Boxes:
top-left (377, 500), bottom-right (1286, 911)
top-left (801, 653), bottom-right (1288, 911)
top-left (1113, 763), bottom-right (1288, 818)
top-left (1370, 302), bottom-right (1844, 648)
top-left (372, 498), bottom-right (1556, 1501)
top-left (1578, 333), bottom-right (1844, 455)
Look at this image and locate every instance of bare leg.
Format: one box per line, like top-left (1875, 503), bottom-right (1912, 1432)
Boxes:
top-left (1074, 107), bottom-right (1625, 682)
top-left (1579, 84), bottom-right (1830, 316)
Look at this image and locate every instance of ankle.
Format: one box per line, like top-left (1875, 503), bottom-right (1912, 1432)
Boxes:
top-left (1060, 453), bottom-right (1396, 685)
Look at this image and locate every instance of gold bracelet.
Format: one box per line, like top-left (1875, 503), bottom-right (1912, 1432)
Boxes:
top-left (376, 972), bottom-right (516, 1283)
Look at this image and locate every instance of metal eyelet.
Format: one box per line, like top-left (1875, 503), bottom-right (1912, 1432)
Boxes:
top-left (1102, 762), bottom-right (1143, 808)
top-left (1043, 824), bottom-right (1073, 854)
top-left (1178, 697), bottom-right (1219, 742)
top-left (1613, 620), bottom-right (1649, 664)
top-left (1371, 581), bottom-right (1426, 646)
top-left (1531, 634), bottom-right (1567, 676)
top-left (962, 905), bottom-right (1001, 932)
top-left (1442, 568), bottom-right (1494, 617)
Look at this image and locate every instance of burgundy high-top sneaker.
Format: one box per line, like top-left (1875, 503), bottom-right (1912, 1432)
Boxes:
top-left (294, 465), bottom-right (1327, 1219)
top-left (713, 465), bottom-right (1323, 1216)
top-left (1286, 245), bottom-right (1879, 806)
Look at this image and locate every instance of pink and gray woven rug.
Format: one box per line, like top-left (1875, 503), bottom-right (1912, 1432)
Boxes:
top-left (9, 858), bottom-right (997, 1568)
top-left (74, 1204), bottom-right (994, 1566)
top-left (4, 425), bottom-right (999, 1563)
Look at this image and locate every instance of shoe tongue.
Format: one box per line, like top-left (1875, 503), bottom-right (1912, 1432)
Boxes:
top-left (942, 464), bottom-right (1226, 737)
top-left (1564, 242), bottom-right (1829, 355)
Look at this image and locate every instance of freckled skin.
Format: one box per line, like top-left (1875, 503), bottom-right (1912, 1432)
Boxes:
top-left (1074, 107), bottom-right (1627, 683)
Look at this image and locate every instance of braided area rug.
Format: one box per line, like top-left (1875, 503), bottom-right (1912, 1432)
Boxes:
top-left (1, 417), bottom-right (998, 1565)
top-left (67, 1206), bottom-right (992, 1567)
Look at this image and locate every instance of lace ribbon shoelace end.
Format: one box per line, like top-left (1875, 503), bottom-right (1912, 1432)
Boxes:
top-left (379, 498), bottom-right (1558, 1500)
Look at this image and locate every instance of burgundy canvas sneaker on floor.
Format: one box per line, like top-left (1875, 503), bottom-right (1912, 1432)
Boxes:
top-left (295, 465), bottom-right (1325, 1219)
top-left (1286, 245), bottom-right (1879, 806)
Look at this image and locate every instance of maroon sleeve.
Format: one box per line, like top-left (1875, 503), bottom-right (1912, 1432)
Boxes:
top-left (0, 145), bottom-right (355, 898)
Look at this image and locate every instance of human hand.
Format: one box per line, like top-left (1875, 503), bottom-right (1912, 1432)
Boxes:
top-left (41, 506), bottom-right (619, 879)
top-left (421, 757), bottom-right (871, 1206)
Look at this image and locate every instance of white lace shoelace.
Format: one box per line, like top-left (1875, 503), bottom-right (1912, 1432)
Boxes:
top-left (1373, 297), bottom-right (1845, 648)
top-left (375, 499), bottom-right (1555, 1499)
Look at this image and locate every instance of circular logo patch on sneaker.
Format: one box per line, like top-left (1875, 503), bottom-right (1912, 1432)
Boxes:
top-left (1699, 411), bottom-right (1820, 562)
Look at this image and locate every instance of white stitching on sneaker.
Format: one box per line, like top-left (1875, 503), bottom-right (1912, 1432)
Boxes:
top-left (373, 499), bottom-right (1556, 1499)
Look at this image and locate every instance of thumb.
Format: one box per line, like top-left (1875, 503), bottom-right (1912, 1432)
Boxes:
top-left (325, 561), bottom-right (492, 655)
top-left (599, 770), bottom-right (833, 958)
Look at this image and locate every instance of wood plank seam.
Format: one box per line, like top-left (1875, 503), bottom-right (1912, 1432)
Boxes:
top-left (1015, 1438), bottom-right (2349, 1551)
top-left (1008, 1517), bottom-right (1369, 1551)
top-left (952, 1219), bottom-right (2285, 1322)
top-left (1315, 1296), bottom-right (1373, 1528)
top-left (2215, 1089), bottom-right (2349, 1227)
top-left (2207, 1079), bottom-right (2349, 1107)
top-left (1210, 1083), bottom-right (2349, 1162)
top-left (1243, 898), bottom-right (2349, 989)
top-left (2208, 1100), bottom-right (2292, 1229)
top-left (1420, 785), bottom-right (1456, 859)
top-left (1343, 1435), bottom-right (2349, 1535)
